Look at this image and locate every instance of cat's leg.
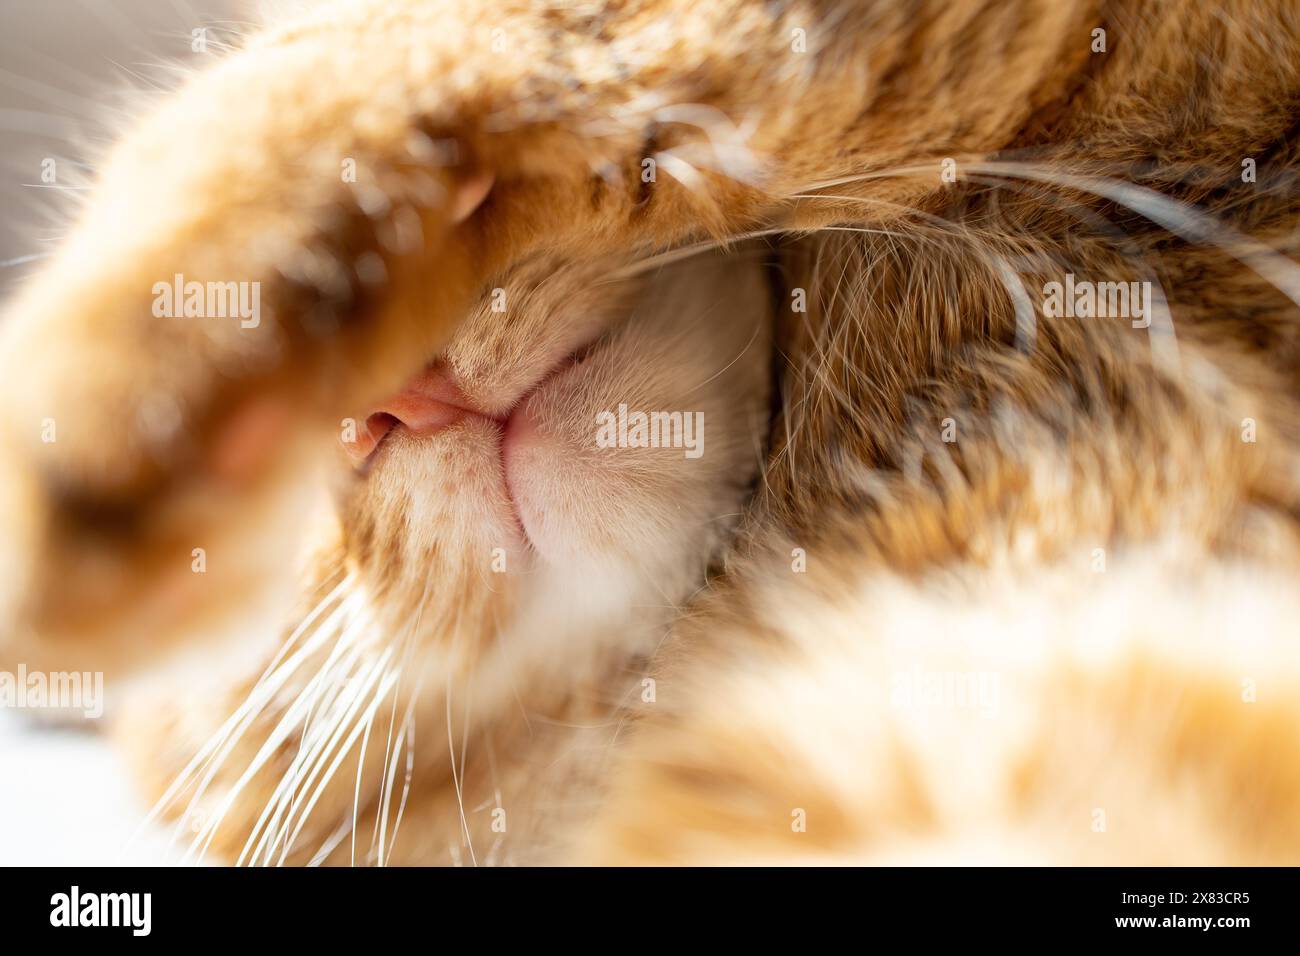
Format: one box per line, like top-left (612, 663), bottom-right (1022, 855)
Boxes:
top-left (578, 546), bottom-right (1300, 865)
top-left (0, 0), bottom-right (1090, 673)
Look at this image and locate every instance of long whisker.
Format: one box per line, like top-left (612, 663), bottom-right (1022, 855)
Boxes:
top-left (385, 708), bottom-right (417, 864)
top-left (234, 622), bottom-right (378, 865)
top-left (273, 659), bottom-right (401, 865)
top-left (197, 589), bottom-right (372, 864)
top-left (139, 573), bottom-right (350, 843)
top-left (797, 161), bottom-right (1300, 307)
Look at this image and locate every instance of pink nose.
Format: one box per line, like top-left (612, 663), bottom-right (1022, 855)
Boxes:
top-left (344, 364), bottom-right (481, 464)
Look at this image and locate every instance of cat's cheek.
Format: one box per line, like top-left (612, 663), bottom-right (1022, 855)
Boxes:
top-left (500, 407), bottom-right (565, 561)
top-left (500, 402), bottom-right (626, 566)
top-left (501, 400), bottom-right (677, 569)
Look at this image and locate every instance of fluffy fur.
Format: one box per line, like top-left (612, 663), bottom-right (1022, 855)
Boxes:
top-left (2, 0), bottom-right (1299, 864)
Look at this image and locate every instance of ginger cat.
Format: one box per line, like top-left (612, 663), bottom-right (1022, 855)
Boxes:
top-left (2, 0), bottom-right (1300, 864)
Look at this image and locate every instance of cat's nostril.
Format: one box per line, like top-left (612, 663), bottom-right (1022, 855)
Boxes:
top-left (364, 411), bottom-right (400, 447)
top-left (365, 412), bottom-right (399, 435)
top-left (343, 365), bottom-right (485, 467)
top-left (341, 412), bottom-right (398, 465)
top-left (380, 390), bottom-right (474, 437)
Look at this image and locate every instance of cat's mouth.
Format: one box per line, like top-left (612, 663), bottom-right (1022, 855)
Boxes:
top-left (344, 345), bottom-right (593, 476)
top-left (341, 341), bottom-right (605, 559)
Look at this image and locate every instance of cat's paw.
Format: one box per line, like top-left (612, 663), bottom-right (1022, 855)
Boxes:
top-left (0, 16), bottom-right (538, 672)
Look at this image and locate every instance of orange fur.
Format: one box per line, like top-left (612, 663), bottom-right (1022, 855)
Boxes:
top-left (2, 0), bottom-right (1299, 864)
